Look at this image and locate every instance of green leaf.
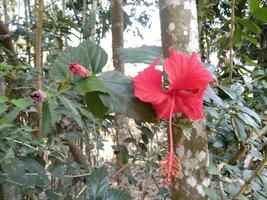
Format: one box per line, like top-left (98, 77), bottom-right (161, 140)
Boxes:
top-left (242, 34), bottom-right (258, 45)
top-left (233, 116), bottom-right (247, 141)
top-left (104, 188), bottom-right (132, 200)
top-left (98, 71), bottom-right (156, 122)
top-left (58, 96), bottom-right (84, 128)
top-left (237, 19), bottom-right (261, 34)
top-left (203, 187), bottom-right (220, 200)
top-left (243, 55), bottom-right (261, 68)
top-left (0, 107), bottom-right (22, 124)
top-left (230, 83), bottom-right (244, 96)
top-left (233, 26), bottom-right (243, 44)
top-left (248, 0), bottom-right (260, 12)
top-left (87, 167), bottom-right (109, 199)
top-left (0, 103), bottom-right (8, 114)
top-left (11, 97), bottom-right (33, 110)
top-left (179, 124), bottom-right (193, 140)
top-left (48, 99), bottom-right (59, 125)
top-left (204, 106), bottom-right (219, 118)
top-left (158, 186), bottom-right (169, 197)
top-left (219, 83), bottom-right (244, 100)
top-left (118, 45), bottom-right (163, 64)
top-left (252, 7), bottom-right (267, 22)
top-left (50, 40), bottom-right (108, 81)
top-left (237, 112), bottom-right (259, 131)
top-left (141, 134), bottom-right (149, 144)
top-left (85, 92), bottom-right (109, 117)
top-left (0, 96), bottom-right (8, 103)
top-left (208, 164), bottom-right (220, 175)
top-left (74, 76), bottom-right (110, 93)
top-left (204, 86), bottom-right (229, 108)
top-left (141, 126), bottom-right (153, 139)
top-left (236, 105), bottom-right (261, 123)
top-left (2, 148), bottom-right (15, 164)
top-left (224, 182), bottom-right (240, 195)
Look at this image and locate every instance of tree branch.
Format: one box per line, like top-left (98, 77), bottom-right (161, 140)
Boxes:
top-left (229, 0), bottom-right (235, 82)
top-left (34, 0), bottom-right (44, 140)
top-left (234, 157), bottom-right (267, 199)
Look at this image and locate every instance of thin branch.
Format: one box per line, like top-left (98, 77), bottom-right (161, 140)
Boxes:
top-left (151, 174), bottom-right (167, 200)
top-left (75, 185), bottom-right (87, 199)
top-left (64, 173), bottom-right (91, 178)
top-left (219, 181), bottom-right (226, 200)
top-left (34, 0), bottom-right (44, 140)
top-left (229, 0), bottom-right (235, 82)
top-left (111, 162), bottom-right (131, 179)
top-left (234, 157), bottom-right (267, 199)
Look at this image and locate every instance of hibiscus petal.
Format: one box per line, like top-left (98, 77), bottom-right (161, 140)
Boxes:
top-left (164, 48), bottom-right (212, 96)
top-left (133, 57), bottom-right (168, 105)
top-left (174, 94), bottom-right (204, 121)
top-left (153, 96), bottom-right (174, 120)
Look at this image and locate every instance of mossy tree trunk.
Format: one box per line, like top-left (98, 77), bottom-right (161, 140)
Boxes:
top-left (159, 0), bottom-right (209, 199)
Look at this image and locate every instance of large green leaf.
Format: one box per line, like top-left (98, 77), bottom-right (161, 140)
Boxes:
top-left (85, 92), bottom-right (109, 117)
top-left (0, 103), bottom-right (8, 114)
top-left (0, 107), bottom-right (22, 125)
top-left (98, 71), bottom-right (156, 122)
top-left (74, 76), bottom-right (110, 94)
top-left (252, 8), bottom-right (267, 22)
top-left (57, 96), bottom-right (84, 128)
top-left (50, 40), bottom-right (108, 82)
top-left (236, 105), bottom-right (261, 123)
top-left (0, 96), bottom-right (8, 103)
top-left (204, 86), bottom-right (229, 108)
top-left (87, 167), bottom-right (109, 200)
top-left (237, 19), bottom-right (261, 35)
top-left (233, 116), bottom-right (247, 141)
top-left (237, 112), bottom-right (259, 131)
top-left (11, 97), bottom-right (33, 110)
top-left (219, 83), bottom-right (244, 100)
top-left (248, 0), bottom-right (260, 12)
top-left (118, 45), bottom-right (163, 64)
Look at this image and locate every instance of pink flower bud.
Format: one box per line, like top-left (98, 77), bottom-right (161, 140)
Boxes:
top-left (69, 63), bottom-right (89, 78)
top-left (30, 90), bottom-right (46, 103)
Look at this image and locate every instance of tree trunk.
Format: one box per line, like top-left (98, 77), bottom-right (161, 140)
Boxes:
top-left (111, 0), bottom-right (129, 185)
top-left (159, 0), bottom-right (209, 199)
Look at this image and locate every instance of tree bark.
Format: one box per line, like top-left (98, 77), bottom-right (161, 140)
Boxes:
top-left (111, 0), bottom-right (129, 185)
top-left (0, 20), bottom-right (17, 64)
top-left (159, 1), bottom-right (209, 199)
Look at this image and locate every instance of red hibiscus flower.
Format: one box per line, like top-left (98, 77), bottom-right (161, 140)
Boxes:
top-left (133, 48), bottom-right (212, 185)
top-left (133, 48), bottom-right (212, 121)
top-left (69, 63), bottom-right (89, 78)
